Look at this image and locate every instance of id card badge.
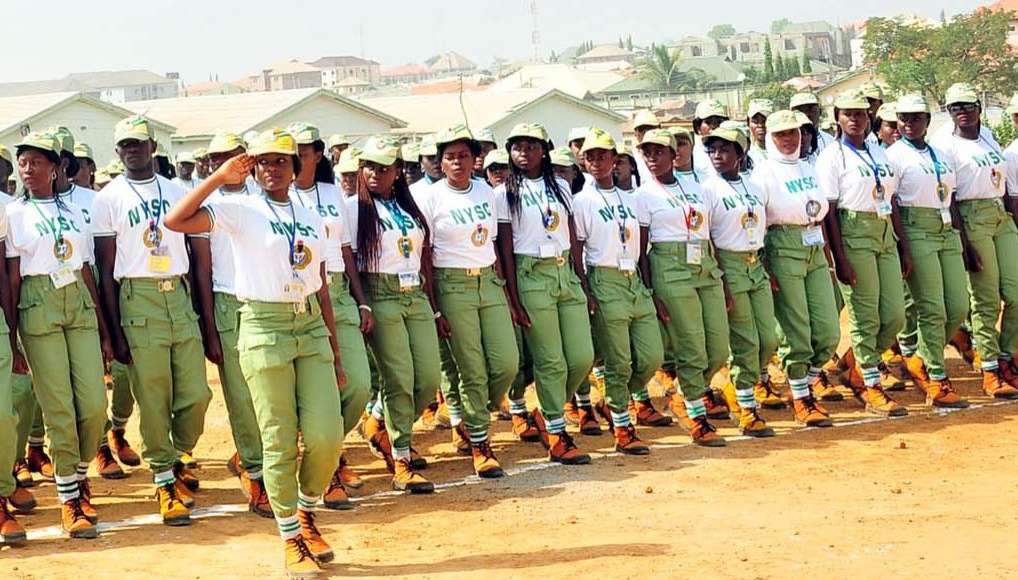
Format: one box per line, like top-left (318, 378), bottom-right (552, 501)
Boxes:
top-left (283, 274), bottom-right (306, 309)
top-left (539, 242), bottom-right (556, 259)
top-left (618, 257), bottom-right (636, 272)
top-left (802, 225), bottom-right (825, 247)
top-left (940, 207), bottom-right (953, 225)
top-left (876, 199), bottom-right (893, 218)
top-left (685, 241), bottom-right (703, 265)
top-left (50, 267), bottom-right (76, 289)
top-left (147, 246), bottom-right (171, 273)
top-left (398, 271), bottom-right (420, 289)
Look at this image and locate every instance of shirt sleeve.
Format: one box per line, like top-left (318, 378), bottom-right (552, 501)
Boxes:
top-left (815, 149), bottom-right (841, 202)
top-left (1006, 146), bottom-right (1018, 197)
top-left (572, 195), bottom-right (590, 241)
top-left (204, 195), bottom-right (242, 235)
top-left (494, 185), bottom-right (510, 224)
top-left (635, 189), bottom-right (651, 227)
top-left (90, 191), bottom-right (116, 237)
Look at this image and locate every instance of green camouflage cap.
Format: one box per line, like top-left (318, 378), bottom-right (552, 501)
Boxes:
top-left (694, 99), bottom-right (728, 121)
top-left (766, 110), bottom-right (801, 134)
top-left (789, 92), bottom-right (819, 109)
top-left (475, 128), bottom-right (496, 145)
top-left (48, 126), bottom-right (75, 154)
top-left (703, 126), bottom-right (749, 153)
top-left (507, 123), bottom-right (550, 143)
top-left (207, 133), bottom-right (246, 155)
top-left (287, 122), bottom-right (322, 145)
top-left (73, 142), bottom-right (94, 160)
top-left (336, 147), bottom-right (361, 173)
top-left (114, 115), bottom-right (153, 144)
top-left (359, 135), bottom-right (402, 166)
top-left (747, 98), bottom-right (775, 119)
top-left (579, 127), bottom-right (617, 154)
top-left (945, 83), bottom-right (978, 106)
top-left (17, 131), bottom-right (62, 156)
top-left (638, 128), bottom-right (676, 151)
top-left (435, 124), bottom-right (475, 146)
top-left (834, 90), bottom-right (869, 110)
top-left (483, 149), bottom-right (509, 170)
top-left (550, 147), bottom-right (577, 167)
top-left (419, 134), bottom-right (438, 157)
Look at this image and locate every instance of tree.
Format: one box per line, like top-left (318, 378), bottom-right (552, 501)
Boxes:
top-left (742, 65), bottom-right (762, 84)
top-left (636, 45), bottom-right (715, 91)
top-left (770, 18), bottom-right (792, 34)
top-left (763, 38), bottom-right (775, 82)
top-left (994, 114), bottom-right (1017, 148)
top-left (708, 24), bottom-right (737, 40)
top-left (788, 58), bottom-right (801, 78)
top-left (619, 37), bottom-right (625, 49)
top-left (775, 52), bottom-right (786, 81)
top-left (801, 51), bottom-right (813, 74)
top-left (626, 35), bottom-right (634, 51)
top-left (864, 10), bottom-right (1018, 105)
top-left (751, 83), bottom-right (796, 109)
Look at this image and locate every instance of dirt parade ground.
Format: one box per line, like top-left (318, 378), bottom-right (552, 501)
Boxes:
top-left (3, 331), bottom-right (1018, 580)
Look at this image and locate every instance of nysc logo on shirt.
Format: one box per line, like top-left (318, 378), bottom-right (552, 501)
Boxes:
top-left (521, 189), bottom-right (558, 209)
top-left (379, 215), bottom-right (420, 233)
top-left (721, 193), bottom-right (763, 211)
top-left (665, 192), bottom-right (702, 208)
top-left (597, 203), bottom-right (636, 223)
top-left (450, 202), bottom-right (493, 225)
top-left (784, 176), bottom-right (818, 194)
top-left (920, 161), bottom-right (952, 177)
top-left (270, 221), bottom-right (320, 240)
top-left (35, 215), bottom-right (82, 238)
top-left (856, 164), bottom-right (894, 179)
top-left (973, 151), bottom-right (1004, 167)
top-left (128, 199), bottom-right (171, 228)
top-left (315, 204), bottom-right (342, 219)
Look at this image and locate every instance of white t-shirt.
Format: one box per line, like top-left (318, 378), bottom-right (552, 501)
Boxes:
top-left (206, 195), bottom-right (326, 302)
top-left (572, 181), bottom-right (642, 269)
top-left (815, 130), bottom-right (835, 154)
top-left (636, 178), bottom-right (710, 243)
top-left (172, 176), bottom-right (200, 191)
top-left (748, 144), bottom-right (768, 170)
top-left (816, 140), bottom-right (898, 212)
top-left (703, 175), bottom-right (767, 252)
top-left (206, 185), bottom-right (257, 295)
top-left (751, 158), bottom-right (829, 226)
top-left (346, 196), bottom-right (426, 275)
top-left (92, 175), bottom-right (191, 280)
top-left (494, 176), bottom-right (572, 258)
top-left (61, 185), bottom-right (97, 225)
top-left (409, 175), bottom-right (437, 204)
top-left (693, 143), bottom-right (718, 180)
top-left (5, 197), bottom-right (92, 276)
top-left (931, 132), bottom-right (1006, 201)
top-left (886, 140), bottom-right (956, 210)
top-left (634, 152), bottom-right (654, 185)
top-left (1005, 139), bottom-right (1018, 196)
top-left (420, 179), bottom-right (498, 269)
top-left (291, 182), bottom-right (350, 273)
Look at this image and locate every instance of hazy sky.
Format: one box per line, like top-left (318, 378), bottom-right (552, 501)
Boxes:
top-left (2, 0), bottom-right (989, 84)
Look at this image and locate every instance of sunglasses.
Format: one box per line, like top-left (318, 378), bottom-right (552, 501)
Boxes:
top-left (947, 103), bottom-right (978, 114)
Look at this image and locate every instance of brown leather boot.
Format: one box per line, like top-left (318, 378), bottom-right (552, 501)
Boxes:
top-left (754, 378), bottom-right (787, 409)
top-left (738, 407), bottom-right (775, 438)
top-left (949, 328), bottom-right (978, 369)
top-left (997, 359), bottom-right (1018, 390)
top-left (792, 396), bottom-right (833, 427)
top-left (419, 400), bottom-right (440, 429)
top-left (155, 482), bottom-right (191, 526)
top-left (284, 535), bottom-right (322, 578)
top-left (983, 368), bottom-right (1018, 399)
top-left (298, 509), bottom-right (333, 563)
top-left (702, 390), bottom-right (731, 420)
top-left (173, 461), bottom-right (199, 492)
top-left (13, 459), bottom-right (33, 488)
top-left (361, 415), bottom-right (395, 472)
top-left (471, 439), bottom-right (505, 478)
top-left (391, 458), bottom-right (434, 494)
top-left (243, 473), bottom-right (273, 518)
top-left (878, 362), bottom-right (906, 392)
top-left (563, 397), bottom-right (580, 425)
top-left (337, 454), bottom-right (363, 489)
top-left (0, 496), bottom-right (26, 545)
top-left (841, 364), bottom-right (866, 397)
top-left (226, 451), bottom-right (242, 477)
top-left (452, 423), bottom-right (472, 456)
top-left (548, 431), bottom-right (591, 465)
top-left (594, 400), bottom-right (616, 431)
top-left (78, 478), bottom-right (99, 524)
top-left (689, 416), bottom-right (726, 447)
top-left (96, 444), bottom-right (127, 480)
top-left (925, 378), bottom-right (969, 409)
top-left (613, 425), bottom-right (650, 455)
top-left (511, 412), bottom-right (541, 442)
top-left (61, 498), bottom-right (98, 538)
top-left (323, 468), bottom-right (353, 511)
top-left (633, 400), bottom-right (673, 427)
top-left (109, 429), bottom-right (141, 467)
top-left (811, 371), bottom-right (844, 401)
top-left (26, 445), bottom-right (55, 482)
top-left (577, 404), bottom-right (602, 436)
top-left (409, 447), bottom-right (428, 471)
top-left (903, 355), bottom-right (933, 393)
top-left (7, 485), bottom-right (36, 513)
top-left (861, 386), bottom-right (908, 417)
top-left (531, 409), bottom-right (551, 449)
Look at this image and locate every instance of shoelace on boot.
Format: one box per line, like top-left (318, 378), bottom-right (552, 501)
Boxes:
top-left (0, 496), bottom-right (15, 519)
top-left (801, 396), bottom-right (823, 414)
top-left (759, 379), bottom-right (780, 398)
top-left (693, 416), bottom-right (717, 435)
top-left (299, 511), bottom-right (323, 538)
top-left (66, 498), bottom-right (89, 521)
top-left (162, 482), bottom-right (182, 504)
top-left (475, 440), bottom-right (497, 460)
top-left (621, 425), bottom-right (641, 444)
top-left (290, 536), bottom-right (316, 561)
top-left (557, 430), bottom-right (580, 452)
top-left (98, 445), bottom-right (117, 465)
top-left (329, 469), bottom-right (344, 490)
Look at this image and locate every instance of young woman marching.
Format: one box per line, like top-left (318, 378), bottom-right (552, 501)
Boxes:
top-left (884, 94), bottom-right (970, 408)
top-left (751, 110), bottom-right (839, 425)
top-left (574, 128), bottom-right (663, 453)
top-left (700, 127), bottom-right (778, 437)
top-left (636, 129), bottom-right (730, 446)
top-left (818, 92), bottom-right (909, 416)
top-left (931, 83), bottom-right (1018, 398)
top-left (7, 132), bottom-right (111, 538)
top-left (289, 123), bottom-right (373, 506)
top-left (351, 136), bottom-right (442, 492)
top-left (497, 123), bottom-right (594, 464)
top-left (426, 126), bottom-right (519, 476)
top-left (614, 145), bottom-right (641, 194)
top-left (165, 128), bottom-right (346, 578)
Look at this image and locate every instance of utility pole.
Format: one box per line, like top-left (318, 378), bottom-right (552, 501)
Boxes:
top-left (530, 0), bottom-right (541, 63)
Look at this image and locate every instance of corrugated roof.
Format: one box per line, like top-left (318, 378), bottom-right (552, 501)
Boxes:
top-left (0, 91), bottom-right (175, 137)
top-left (124, 88), bottom-right (403, 139)
top-left (360, 88), bottom-right (624, 135)
top-left (486, 64), bottom-right (623, 98)
top-left (310, 56), bottom-right (379, 68)
top-left (0, 69), bottom-right (174, 98)
top-left (425, 52), bottom-right (477, 72)
top-left (264, 59), bottom-right (321, 75)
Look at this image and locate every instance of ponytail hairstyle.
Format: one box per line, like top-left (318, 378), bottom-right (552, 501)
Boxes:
top-left (313, 140), bottom-right (335, 184)
top-left (504, 137), bottom-right (568, 218)
top-left (568, 165), bottom-right (584, 194)
top-left (355, 159), bottom-right (431, 271)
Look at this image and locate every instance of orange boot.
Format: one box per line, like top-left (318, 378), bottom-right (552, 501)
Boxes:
top-left (283, 535), bottom-right (322, 578)
top-left (471, 439), bottom-right (505, 478)
top-left (61, 498), bottom-right (98, 538)
top-left (298, 509), bottom-right (333, 563)
top-left (548, 431), bottom-right (591, 465)
top-left (0, 496), bottom-right (26, 545)
top-left (323, 468), bottom-right (353, 511)
top-left (613, 425), bottom-right (650, 455)
top-left (336, 454), bottom-right (363, 489)
top-left (633, 399), bottom-right (673, 427)
top-left (26, 445), bottom-right (55, 482)
top-left (511, 411), bottom-right (541, 442)
top-left (983, 368), bottom-right (1018, 399)
top-left (689, 416), bottom-right (726, 447)
top-left (792, 396), bottom-right (833, 427)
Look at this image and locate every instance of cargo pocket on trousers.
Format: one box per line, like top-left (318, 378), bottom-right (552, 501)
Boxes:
top-left (214, 301), bottom-right (237, 334)
top-left (122, 317), bottom-right (150, 348)
top-left (307, 325), bottom-right (336, 362)
top-left (238, 331), bottom-right (284, 373)
top-left (17, 300), bottom-right (51, 336)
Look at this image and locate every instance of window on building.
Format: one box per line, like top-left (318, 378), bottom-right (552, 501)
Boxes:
top-left (785, 39), bottom-right (796, 50)
top-left (692, 46), bottom-right (702, 57)
top-left (740, 42), bottom-right (750, 53)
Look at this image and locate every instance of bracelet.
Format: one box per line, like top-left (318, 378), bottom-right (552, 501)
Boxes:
top-left (433, 311), bottom-right (443, 319)
top-left (358, 304), bottom-right (372, 313)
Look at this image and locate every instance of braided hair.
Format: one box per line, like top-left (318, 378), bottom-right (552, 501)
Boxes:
top-left (355, 161), bottom-right (430, 272)
top-left (504, 138), bottom-right (568, 219)
top-left (17, 146), bottom-right (71, 211)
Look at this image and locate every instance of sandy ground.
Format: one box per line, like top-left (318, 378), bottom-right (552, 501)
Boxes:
top-left (2, 337), bottom-right (1018, 580)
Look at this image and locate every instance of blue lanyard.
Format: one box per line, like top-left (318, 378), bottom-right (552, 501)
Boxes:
top-left (380, 198), bottom-right (410, 237)
top-left (264, 198), bottom-right (299, 267)
top-left (595, 186), bottom-right (628, 245)
top-left (293, 183), bottom-right (323, 214)
top-left (126, 178), bottom-right (164, 235)
top-left (903, 138), bottom-right (945, 193)
top-left (842, 138), bottom-right (883, 194)
top-left (28, 198), bottom-right (65, 243)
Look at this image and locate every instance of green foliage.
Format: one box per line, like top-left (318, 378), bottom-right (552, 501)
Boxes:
top-left (993, 114), bottom-right (1017, 148)
top-left (708, 24), bottom-right (737, 40)
top-left (788, 57), bottom-right (801, 78)
top-left (801, 51), bottom-right (812, 74)
top-left (750, 83), bottom-right (796, 110)
top-left (864, 10), bottom-right (1018, 105)
top-left (763, 39), bottom-right (775, 83)
top-left (775, 53), bottom-right (786, 81)
top-left (636, 45), bottom-right (715, 91)
top-left (770, 18), bottom-right (792, 34)
top-left (626, 35), bottom-right (634, 51)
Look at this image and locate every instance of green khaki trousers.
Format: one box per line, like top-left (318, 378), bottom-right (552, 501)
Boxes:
top-left (119, 277), bottom-right (212, 475)
top-left (897, 283), bottom-right (918, 352)
top-left (649, 241), bottom-right (730, 400)
top-left (717, 250), bottom-right (779, 392)
top-left (509, 326), bottom-right (534, 402)
top-left (18, 273), bottom-right (107, 478)
top-left (900, 207), bottom-right (970, 376)
top-left (213, 292), bottom-right (263, 472)
top-left (12, 372), bottom-right (34, 461)
top-left (516, 253), bottom-right (594, 422)
top-left (365, 274), bottom-right (441, 450)
top-left (238, 297), bottom-right (341, 518)
top-left (837, 210), bottom-right (906, 370)
top-left (30, 402), bottom-right (44, 442)
top-left (958, 198), bottom-right (1018, 363)
top-left (327, 273), bottom-right (371, 439)
top-left (763, 226), bottom-right (840, 380)
top-left (0, 321), bottom-right (16, 496)
top-left (588, 267), bottom-right (664, 413)
top-left (104, 360), bottom-right (134, 432)
top-left (435, 267), bottom-right (519, 437)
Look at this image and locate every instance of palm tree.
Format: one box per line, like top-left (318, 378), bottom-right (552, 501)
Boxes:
top-left (638, 45), bottom-right (715, 91)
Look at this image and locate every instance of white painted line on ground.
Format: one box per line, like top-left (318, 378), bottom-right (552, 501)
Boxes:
top-left (24, 398), bottom-right (1017, 541)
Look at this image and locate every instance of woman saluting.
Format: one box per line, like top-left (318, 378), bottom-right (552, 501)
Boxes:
top-left (165, 128), bottom-right (346, 579)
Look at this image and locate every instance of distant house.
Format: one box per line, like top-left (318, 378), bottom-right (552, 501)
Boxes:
top-left (332, 77), bottom-right (372, 96)
top-left (183, 81), bottom-right (246, 97)
top-left (594, 56), bottom-right (748, 112)
top-left (0, 69), bottom-right (179, 104)
top-left (575, 44), bottom-right (638, 65)
top-left (0, 91), bottom-right (176, 173)
top-left (381, 64), bottom-right (435, 86)
top-left (310, 56), bottom-right (382, 88)
top-left (486, 64), bottom-right (623, 99)
top-left (248, 60), bottom-right (323, 92)
top-left (124, 88), bottom-right (404, 152)
top-left (425, 52), bottom-right (477, 75)
top-left (674, 36), bottom-right (722, 59)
